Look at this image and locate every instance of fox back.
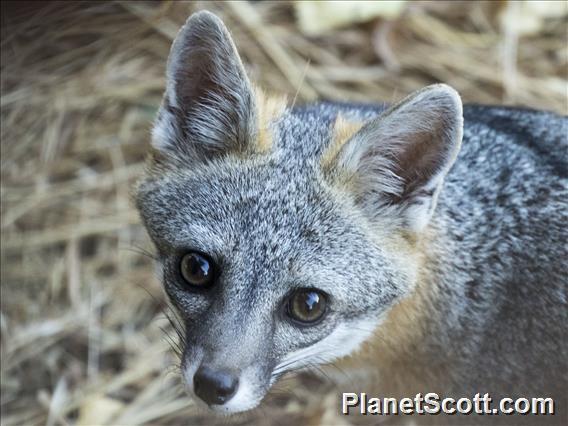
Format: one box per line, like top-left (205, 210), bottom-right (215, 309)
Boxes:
top-left (135, 11), bottom-right (568, 420)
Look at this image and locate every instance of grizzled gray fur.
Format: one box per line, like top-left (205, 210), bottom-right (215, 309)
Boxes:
top-left (135, 10), bottom-right (567, 424)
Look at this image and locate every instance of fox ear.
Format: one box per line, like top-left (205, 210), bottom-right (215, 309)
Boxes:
top-left (325, 84), bottom-right (463, 232)
top-left (152, 11), bottom-right (256, 162)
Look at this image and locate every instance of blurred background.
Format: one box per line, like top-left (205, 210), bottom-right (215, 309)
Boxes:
top-left (1, 1), bottom-right (566, 425)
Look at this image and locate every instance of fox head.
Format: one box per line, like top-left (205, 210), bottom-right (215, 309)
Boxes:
top-left (135, 11), bottom-right (463, 414)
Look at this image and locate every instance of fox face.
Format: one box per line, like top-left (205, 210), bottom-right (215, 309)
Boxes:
top-left (135, 11), bottom-right (463, 414)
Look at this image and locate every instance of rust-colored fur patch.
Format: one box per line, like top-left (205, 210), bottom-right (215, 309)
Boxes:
top-left (321, 114), bottom-right (365, 171)
top-left (254, 87), bottom-right (287, 153)
top-left (375, 233), bottom-right (433, 356)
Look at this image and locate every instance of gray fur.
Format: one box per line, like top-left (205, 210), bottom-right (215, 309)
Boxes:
top-left (135, 11), bottom-right (568, 422)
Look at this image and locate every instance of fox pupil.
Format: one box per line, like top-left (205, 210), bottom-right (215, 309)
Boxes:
top-left (181, 253), bottom-right (213, 286)
top-left (288, 290), bottom-right (326, 324)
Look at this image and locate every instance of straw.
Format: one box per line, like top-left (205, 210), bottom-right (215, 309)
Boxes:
top-left (1, 1), bottom-right (566, 425)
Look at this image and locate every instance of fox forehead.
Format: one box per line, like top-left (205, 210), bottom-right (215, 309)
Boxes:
top-left (137, 154), bottom-right (347, 254)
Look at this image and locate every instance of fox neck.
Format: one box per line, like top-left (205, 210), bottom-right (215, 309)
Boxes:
top-left (338, 219), bottom-right (466, 395)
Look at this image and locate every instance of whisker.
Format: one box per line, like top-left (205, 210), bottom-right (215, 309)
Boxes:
top-left (119, 243), bottom-right (158, 260)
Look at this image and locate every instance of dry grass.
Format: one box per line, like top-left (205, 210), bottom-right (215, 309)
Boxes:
top-left (1, 1), bottom-right (566, 425)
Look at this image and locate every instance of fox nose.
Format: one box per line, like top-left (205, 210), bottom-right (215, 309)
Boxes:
top-left (193, 365), bottom-right (239, 405)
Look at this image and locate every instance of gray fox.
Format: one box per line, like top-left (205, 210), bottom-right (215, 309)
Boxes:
top-left (135, 11), bottom-right (568, 423)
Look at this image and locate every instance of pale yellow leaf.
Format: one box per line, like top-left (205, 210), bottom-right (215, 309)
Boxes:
top-left (295, 1), bottom-right (407, 36)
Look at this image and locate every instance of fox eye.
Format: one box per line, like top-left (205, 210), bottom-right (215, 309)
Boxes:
top-left (180, 252), bottom-right (215, 287)
top-left (287, 289), bottom-right (327, 325)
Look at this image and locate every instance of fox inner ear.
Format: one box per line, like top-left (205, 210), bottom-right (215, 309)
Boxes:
top-left (325, 84), bottom-right (463, 232)
top-left (152, 11), bottom-right (256, 161)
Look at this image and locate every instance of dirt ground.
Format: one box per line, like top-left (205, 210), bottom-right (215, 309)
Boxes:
top-left (1, 1), bottom-right (566, 425)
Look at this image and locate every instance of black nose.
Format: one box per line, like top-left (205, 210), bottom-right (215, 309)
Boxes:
top-left (193, 366), bottom-right (239, 405)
